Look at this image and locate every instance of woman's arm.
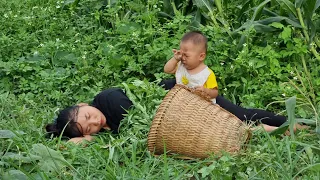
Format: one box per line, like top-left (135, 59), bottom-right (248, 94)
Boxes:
top-left (68, 135), bottom-right (93, 144)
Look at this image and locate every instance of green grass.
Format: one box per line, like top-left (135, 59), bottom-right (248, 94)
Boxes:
top-left (1, 0), bottom-right (320, 179)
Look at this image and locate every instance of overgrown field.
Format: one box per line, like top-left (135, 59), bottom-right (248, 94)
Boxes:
top-left (1, 0), bottom-right (320, 179)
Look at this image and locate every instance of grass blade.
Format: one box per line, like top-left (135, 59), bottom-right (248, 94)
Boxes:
top-left (252, 0), bottom-right (271, 21)
top-left (285, 96), bottom-right (297, 140)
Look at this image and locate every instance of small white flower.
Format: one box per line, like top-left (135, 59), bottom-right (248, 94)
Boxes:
top-left (40, 43), bottom-right (44, 47)
top-left (220, 62), bottom-right (224, 65)
top-left (230, 65), bottom-right (234, 69)
top-left (4, 14), bottom-right (8, 18)
top-left (282, 93), bottom-right (286, 97)
top-left (14, 15), bottom-right (17, 18)
top-left (84, 51), bottom-right (87, 55)
top-left (249, 62), bottom-right (253, 66)
top-left (34, 51), bottom-right (39, 56)
top-left (53, 17), bottom-right (57, 20)
top-left (82, 55), bottom-right (86, 59)
top-left (243, 43), bottom-right (247, 47)
top-left (224, 88), bottom-right (227, 91)
top-left (290, 71), bottom-right (294, 75)
top-left (56, 38), bottom-right (60, 42)
top-left (153, 5), bottom-right (157, 8)
top-left (293, 77), bottom-right (298, 80)
top-left (273, 42), bottom-right (278, 45)
top-left (56, 5), bottom-right (60, 8)
top-left (241, 50), bottom-right (245, 53)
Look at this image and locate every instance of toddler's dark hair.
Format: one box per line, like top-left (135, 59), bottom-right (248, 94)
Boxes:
top-left (45, 106), bottom-right (82, 138)
top-left (181, 31), bottom-right (208, 53)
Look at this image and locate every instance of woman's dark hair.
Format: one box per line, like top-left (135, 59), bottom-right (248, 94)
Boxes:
top-left (45, 106), bottom-right (83, 138)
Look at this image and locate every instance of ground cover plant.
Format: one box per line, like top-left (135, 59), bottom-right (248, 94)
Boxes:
top-left (1, 0), bottom-right (320, 179)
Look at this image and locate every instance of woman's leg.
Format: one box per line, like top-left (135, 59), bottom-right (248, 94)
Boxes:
top-left (216, 96), bottom-right (287, 127)
top-left (159, 79), bottom-right (176, 90)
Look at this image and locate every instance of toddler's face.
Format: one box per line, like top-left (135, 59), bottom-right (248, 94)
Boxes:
top-left (75, 106), bottom-right (107, 135)
top-left (179, 41), bottom-right (205, 70)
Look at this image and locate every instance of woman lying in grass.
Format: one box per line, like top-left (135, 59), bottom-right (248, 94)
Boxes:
top-left (45, 88), bottom-right (132, 144)
top-left (46, 84), bottom-right (307, 144)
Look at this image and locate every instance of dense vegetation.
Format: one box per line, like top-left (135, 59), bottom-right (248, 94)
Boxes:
top-left (1, 0), bottom-right (319, 179)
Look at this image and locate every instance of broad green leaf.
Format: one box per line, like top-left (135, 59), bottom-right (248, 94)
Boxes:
top-left (236, 35), bottom-right (247, 51)
top-left (256, 61), bottom-right (267, 68)
top-left (295, 118), bottom-right (316, 125)
top-left (2, 152), bottom-right (41, 163)
top-left (262, 8), bottom-right (279, 17)
top-left (285, 96), bottom-right (296, 139)
top-left (258, 17), bottom-right (287, 25)
top-left (309, 21), bottom-right (316, 43)
top-left (259, 17), bottom-right (302, 28)
top-left (276, 0), bottom-right (297, 17)
top-left (295, 0), bottom-right (305, 8)
top-left (241, 77), bottom-right (247, 84)
top-left (64, 0), bottom-right (75, 5)
top-left (304, 0), bottom-right (317, 20)
top-left (214, 0), bottom-right (223, 14)
top-left (193, 0), bottom-right (214, 14)
top-left (0, 130), bottom-right (16, 139)
top-left (198, 163), bottom-right (216, 178)
top-left (293, 163), bottom-right (320, 178)
top-left (269, 121), bottom-right (289, 136)
top-left (316, 0), bottom-right (320, 9)
top-left (237, 0), bottom-right (253, 21)
top-left (189, 9), bottom-right (202, 28)
top-left (284, 18), bottom-right (303, 28)
top-left (253, 23), bottom-right (278, 32)
top-left (31, 144), bottom-right (69, 173)
top-left (158, 12), bottom-right (173, 19)
top-left (3, 170), bottom-right (28, 180)
top-left (252, 0), bottom-right (271, 21)
top-left (280, 26), bottom-right (292, 40)
top-left (270, 22), bottom-right (285, 28)
top-left (309, 163), bottom-right (320, 171)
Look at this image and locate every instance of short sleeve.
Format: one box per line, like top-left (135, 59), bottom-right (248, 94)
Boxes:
top-left (203, 69), bottom-right (218, 89)
top-left (91, 88), bottom-right (133, 133)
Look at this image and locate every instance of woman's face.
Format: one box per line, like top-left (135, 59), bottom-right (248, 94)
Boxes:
top-left (75, 106), bottom-right (107, 135)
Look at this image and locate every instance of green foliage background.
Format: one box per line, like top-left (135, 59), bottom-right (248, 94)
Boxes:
top-left (1, 0), bottom-right (320, 179)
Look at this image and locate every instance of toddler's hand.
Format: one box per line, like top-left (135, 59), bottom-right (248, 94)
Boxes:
top-left (172, 49), bottom-right (182, 61)
top-left (195, 86), bottom-right (205, 92)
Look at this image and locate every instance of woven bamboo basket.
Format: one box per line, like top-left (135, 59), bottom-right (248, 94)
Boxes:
top-left (147, 84), bottom-right (250, 159)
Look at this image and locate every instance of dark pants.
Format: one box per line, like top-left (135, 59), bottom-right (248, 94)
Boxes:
top-left (159, 79), bottom-right (286, 127)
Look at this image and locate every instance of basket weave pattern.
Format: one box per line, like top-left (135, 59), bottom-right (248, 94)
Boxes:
top-left (148, 85), bottom-right (249, 159)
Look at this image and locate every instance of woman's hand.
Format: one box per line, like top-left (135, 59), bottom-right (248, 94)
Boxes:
top-left (67, 135), bottom-right (93, 144)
